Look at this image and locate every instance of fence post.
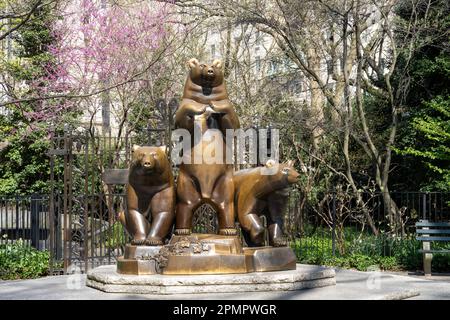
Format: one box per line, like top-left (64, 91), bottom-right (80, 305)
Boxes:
top-left (332, 191), bottom-right (336, 256)
top-left (15, 197), bottom-right (19, 243)
top-left (30, 194), bottom-right (40, 250)
top-left (49, 150), bottom-right (55, 275)
top-left (422, 193), bottom-right (427, 220)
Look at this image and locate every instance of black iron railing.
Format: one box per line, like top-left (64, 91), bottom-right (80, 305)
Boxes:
top-left (0, 191), bottom-right (449, 273)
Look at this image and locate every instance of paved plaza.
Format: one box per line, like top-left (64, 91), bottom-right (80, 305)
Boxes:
top-left (0, 267), bottom-right (449, 300)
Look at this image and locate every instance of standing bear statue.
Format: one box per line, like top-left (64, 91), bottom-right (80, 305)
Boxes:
top-left (174, 58), bottom-right (240, 236)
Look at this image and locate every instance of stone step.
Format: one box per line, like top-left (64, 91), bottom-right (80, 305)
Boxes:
top-left (86, 264), bottom-right (336, 294)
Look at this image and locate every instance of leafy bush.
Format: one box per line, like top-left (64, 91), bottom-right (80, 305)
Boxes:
top-left (347, 254), bottom-right (375, 271)
top-left (0, 239), bottom-right (50, 280)
top-left (377, 256), bottom-right (399, 270)
top-left (302, 254), bottom-right (397, 271)
top-left (103, 221), bottom-right (128, 249)
top-left (291, 226), bottom-right (450, 272)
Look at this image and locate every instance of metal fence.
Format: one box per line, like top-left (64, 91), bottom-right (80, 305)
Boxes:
top-left (0, 195), bottom-right (51, 250)
top-left (287, 191), bottom-right (450, 262)
top-left (1, 191), bottom-right (449, 273)
top-left (0, 193), bottom-right (129, 274)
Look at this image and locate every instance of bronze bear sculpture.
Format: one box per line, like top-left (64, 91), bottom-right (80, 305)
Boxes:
top-left (120, 145), bottom-right (175, 245)
top-left (175, 58), bottom-right (240, 136)
top-left (174, 58), bottom-right (240, 236)
top-left (234, 160), bottom-right (299, 247)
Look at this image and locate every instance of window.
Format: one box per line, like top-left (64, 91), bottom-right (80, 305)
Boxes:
top-left (269, 60), bottom-right (279, 74)
top-left (284, 57), bottom-right (292, 71)
top-left (211, 44), bottom-right (216, 57)
top-left (255, 31), bottom-right (261, 45)
top-left (0, 106), bottom-right (11, 116)
top-left (380, 58), bottom-right (386, 70)
top-left (327, 30), bottom-right (334, 42)
top-left (255, 56), bottom-right (261, 73)
top-left (289, 79), bottom-right (302, 95)
top-left (326, 59), bottom-right (333, 75)
top-left (268, 60), bottom-right (274, 75)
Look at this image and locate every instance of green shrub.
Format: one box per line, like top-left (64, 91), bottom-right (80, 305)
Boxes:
top-left (377, 256), bottom-right (399, 271)
top-left (432, 253), bottom-right (450, 271)
top-left (325, 256), bottom-right (351, 269)
top-left (347, 254), bottom-right (376, 271)
top-left (291, 226), bottom-right (450, 272)
top-left (0, 239), bottom-right (50, 280)
top-left (103, 221), bottom-right (128, 249)
top-left (391, 238), bottom-right (422, 270)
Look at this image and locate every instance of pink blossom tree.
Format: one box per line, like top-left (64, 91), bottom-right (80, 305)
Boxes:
top-left (25, 0), bottom-right (181, 213)
top-left (25, 0), bottom-right (174, 135)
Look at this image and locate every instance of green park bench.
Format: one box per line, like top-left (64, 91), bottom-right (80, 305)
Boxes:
top-left (415, 219), bottom-right (450, 276)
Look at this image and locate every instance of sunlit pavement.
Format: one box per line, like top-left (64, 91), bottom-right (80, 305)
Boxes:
top-left (0, 267), bottom-right (449, 300)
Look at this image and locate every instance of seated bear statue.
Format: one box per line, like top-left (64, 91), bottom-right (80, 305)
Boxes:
top-left (119, 145), bottom-right (175, 246)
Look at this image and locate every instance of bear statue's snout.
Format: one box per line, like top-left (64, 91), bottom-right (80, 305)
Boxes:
top-left (288, 171), bottom-right (300, 184)
top-left (203, 66), bottom-right (215, 78)
top-left (142, 152), bottom-right (156, 169)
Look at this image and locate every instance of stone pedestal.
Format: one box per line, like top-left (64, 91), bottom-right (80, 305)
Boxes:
top-left (87, 264), bottom-right (336, 294)
top-left (116, 246), bottom-right (162, 275)
top-left (117, 233), bottom-right (297, 275)
top-left (162, 234), bottom-right (249, 275)
top-left (243, 247), bottom-right (296, 272)
top-left (93, 237), bottom-right (334, 295)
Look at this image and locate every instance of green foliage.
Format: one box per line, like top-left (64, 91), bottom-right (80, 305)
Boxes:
top-left (0, 129), bottom-right (51, 195)
top-left (104, 221), bottom-right (128, 249)
top-left (291, 226), bottom-right (450, 272)
top-left (397, 96), bottom-right (450, 191)
top-left (377, 256), bottom-right (399, 270)
top-left (393, 0), bottom-right (450, 191)
top-left (0, 5), bottom-right (60, 196)
top-left (7, 4), bottom-right (55, 82)
top-left (0, 239), bottom-right (50, 280)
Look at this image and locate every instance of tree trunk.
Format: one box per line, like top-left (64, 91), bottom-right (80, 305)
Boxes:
top-left (306, 46), bottom-right (325, 150)
top-left (381, 189), bottom-right (403, 236)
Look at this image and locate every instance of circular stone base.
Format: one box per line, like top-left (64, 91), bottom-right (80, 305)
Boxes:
top-left (86, 264), bottom-right (336, 294)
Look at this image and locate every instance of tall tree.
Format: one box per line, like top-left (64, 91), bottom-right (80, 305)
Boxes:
top-left (0, 1), bottom-right (57, 195)
top-left (170, 0), bottom-right (448, 235)
top-left (394, 0), bottom-right (450, 192)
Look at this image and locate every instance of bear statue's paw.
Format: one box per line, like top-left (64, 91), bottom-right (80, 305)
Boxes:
top-left (131, 238), bottom-right (147, 246)
top-left (250, 227), bottom-right (265, 245)
top-left (219, 228), bottom-right (238, 236)
top-left (174, 228), bottom-right (191, 236)
top-left (270, 237), bottom-right (288, 247)
top-left (144, 237), bottom-right (163, 246)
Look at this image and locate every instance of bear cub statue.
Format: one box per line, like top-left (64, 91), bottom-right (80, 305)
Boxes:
top-left (119, 145), bottom-right (175, 246)
top-left (234, 160), bottom-right (300, 247)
